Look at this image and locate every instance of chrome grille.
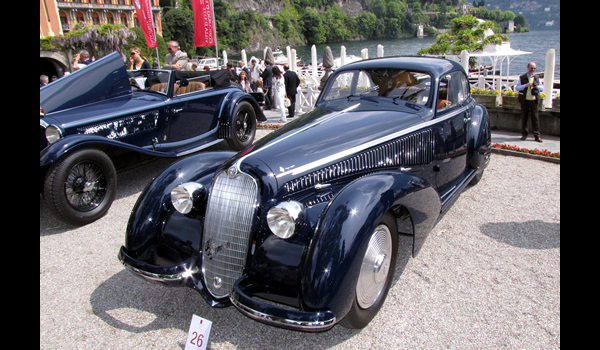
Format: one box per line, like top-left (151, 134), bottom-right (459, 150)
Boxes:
top-left (285, 129), bottom-right (435, 193)
top-left (203, 170), bottom-right (257, 298)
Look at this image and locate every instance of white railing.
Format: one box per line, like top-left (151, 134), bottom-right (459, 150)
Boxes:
top-left (296, 87), bottom-right (321, 113)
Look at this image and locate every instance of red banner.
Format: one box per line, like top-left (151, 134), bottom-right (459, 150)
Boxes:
top-left (191, 0), bottom-right (216, 47)
top-left (133, 0), bottom-right (157, 48)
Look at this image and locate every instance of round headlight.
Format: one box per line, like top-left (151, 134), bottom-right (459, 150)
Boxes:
top-left (171, 182), bottom-right (205, 214)
top-left (45, 125), bottom-right (62, 144)
top-left (267, 201), bottom-right (304, 239)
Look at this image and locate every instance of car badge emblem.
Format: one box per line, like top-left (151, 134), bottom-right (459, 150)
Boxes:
top-left (227, 166), bottom-right (238, 177)
top-left (205, 239), bottom-right (230, 260)
top-left (213, 276), bottom-right (222, 289)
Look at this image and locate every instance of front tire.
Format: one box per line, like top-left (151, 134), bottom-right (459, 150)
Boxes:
top-left (226, 101), bottom-right (256, 151)
top-left (43, 148), bottom-right (117, 225)
top-left (340, 212), bottom-right (398, 329)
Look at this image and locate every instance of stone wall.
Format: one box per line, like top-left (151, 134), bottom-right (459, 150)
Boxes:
top-left (487, 107), bottom-right (560, 136)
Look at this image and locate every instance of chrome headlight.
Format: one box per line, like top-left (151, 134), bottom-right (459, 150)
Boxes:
top-left (267, 201), bottom-right (305, 239)
top-left (45, 125), bottom-right (62, 144)
top-left (171, 182), bottom-right (205, 214)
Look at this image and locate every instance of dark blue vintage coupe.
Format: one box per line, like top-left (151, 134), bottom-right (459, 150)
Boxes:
top-left (40, 52), bottom-right (265, 225)
top-left (118, 56), bottom-right (491, 331)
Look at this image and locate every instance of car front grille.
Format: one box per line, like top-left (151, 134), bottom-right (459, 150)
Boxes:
top-left (202, 170), bottom-right (258, 299)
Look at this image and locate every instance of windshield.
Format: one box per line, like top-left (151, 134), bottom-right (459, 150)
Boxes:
top-left (320, 68), bottom-right (432, 107)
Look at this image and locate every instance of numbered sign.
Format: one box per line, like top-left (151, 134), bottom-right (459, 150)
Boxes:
top-left (185, 314), bottom-right (212, 350)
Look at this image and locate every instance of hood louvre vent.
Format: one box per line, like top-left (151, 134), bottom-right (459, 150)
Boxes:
top-left (285, 128), bottom-right (434, 194)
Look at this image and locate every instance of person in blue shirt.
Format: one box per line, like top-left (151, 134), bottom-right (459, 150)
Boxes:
top-left (516, 62), bottom-right (544, 142)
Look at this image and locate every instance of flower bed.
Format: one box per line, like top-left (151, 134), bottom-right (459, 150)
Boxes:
top-left (492, 143), bottom-right (560, 158)
top-left (471, 88), bottom-right (501, 107)
top-left (258, 123), bottom-right (283, 129)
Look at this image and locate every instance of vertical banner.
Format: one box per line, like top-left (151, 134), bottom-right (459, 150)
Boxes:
top-left (191, 0), bottom-right (216, 47)
top-left (133, 0), bottom-right (157, 48)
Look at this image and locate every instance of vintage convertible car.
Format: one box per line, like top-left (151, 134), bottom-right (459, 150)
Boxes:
top-left (40, 52), bottom-right (265, 225)
top-left (118, 56), bottom-right (491, 331)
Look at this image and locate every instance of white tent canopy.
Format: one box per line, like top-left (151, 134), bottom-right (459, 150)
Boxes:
top-left (469, 41), bottom-right (532, 92)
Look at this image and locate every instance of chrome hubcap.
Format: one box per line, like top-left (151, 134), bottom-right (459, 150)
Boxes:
top-left (356, 224), bottom-right (392, 309)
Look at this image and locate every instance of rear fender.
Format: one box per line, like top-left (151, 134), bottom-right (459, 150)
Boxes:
top-left (301, 171), bottom-right (441, 319)
top-left (220, 91), bottom-right (267, 128)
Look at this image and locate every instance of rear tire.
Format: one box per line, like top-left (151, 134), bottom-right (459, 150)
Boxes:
top-left (339, 212), bottom-right (398, 329)
top-left (226, 101), bottom-right (256, 151)
top-left (44, 148), bottom-right (117, 225)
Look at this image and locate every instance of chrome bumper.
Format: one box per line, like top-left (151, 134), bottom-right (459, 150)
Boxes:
top-left (118, 247), bottom-right (199, 284)
top-left (230, 274), bottom-right (336, 332)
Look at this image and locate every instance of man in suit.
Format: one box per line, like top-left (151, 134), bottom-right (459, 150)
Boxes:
top-left (516, 62), bottom-right (544, 142)
top-left (163, 41), bottom-right (189, 71)
top-left (260, 59), bottom-right (273, 110)
top-left (283, 64), bottom-right (300, 118)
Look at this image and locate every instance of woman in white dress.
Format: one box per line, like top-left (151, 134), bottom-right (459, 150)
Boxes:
top-left (271, 66), bottom-right (287, 122)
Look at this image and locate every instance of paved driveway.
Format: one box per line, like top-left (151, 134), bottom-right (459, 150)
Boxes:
top-left (40, 146), bottom-right (560, 349)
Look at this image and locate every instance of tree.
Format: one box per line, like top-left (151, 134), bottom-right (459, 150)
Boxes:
top-left (301, 8), bottom-right (326, 44)
top-left (161, 2), bottom-right (195, 56)
top-left (514, 14), bottom-right (527, 27)
top-left (48, 23), bottom-right (136, 60)
top-left (123, 27), bottom-right (168, 66)
top-left (417, 14), bottom-right (508, 57)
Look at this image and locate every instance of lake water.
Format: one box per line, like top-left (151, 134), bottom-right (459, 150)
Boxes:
top-left (239, 30), bottom-right (560, 79)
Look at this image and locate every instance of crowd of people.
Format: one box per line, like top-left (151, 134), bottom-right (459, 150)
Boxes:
top-left (161, 41), bottom-right (300, 121)
top-left (42, 41), bottom-right (302, 122)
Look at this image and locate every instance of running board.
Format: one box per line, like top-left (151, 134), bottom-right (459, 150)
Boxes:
top-left (439, 169), bottom-right (477, 212)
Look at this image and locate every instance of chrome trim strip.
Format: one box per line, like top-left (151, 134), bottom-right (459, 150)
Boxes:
top-left (231, 103), bottom-right (361, 173)
top-left (120, 260), bottom-right (198, 282)
top-left (175, 138), bottom-right (223, 156)
top-left (229, 296), bottom-right (336, 331)
top-left (277, 106), bottom-right (467, 178)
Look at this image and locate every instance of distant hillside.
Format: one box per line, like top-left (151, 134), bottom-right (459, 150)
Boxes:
top-left (478, 0), bottom-right (560, 30)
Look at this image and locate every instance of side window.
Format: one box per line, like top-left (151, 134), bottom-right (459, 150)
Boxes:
top-left (437, 72), bottom-right (466, 110)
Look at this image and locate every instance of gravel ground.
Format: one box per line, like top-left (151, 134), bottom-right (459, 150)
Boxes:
top-left (40, 136), bottom-right (560, 349)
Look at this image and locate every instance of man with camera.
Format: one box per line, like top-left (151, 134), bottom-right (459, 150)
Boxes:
top-left (516, 62), bottom-right (544, 142)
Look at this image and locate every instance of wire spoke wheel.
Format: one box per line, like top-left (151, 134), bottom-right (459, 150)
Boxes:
top-left (226, 101), bottom-right (256, 150)
top-left (65, 161), bottom-right (107, 212)
top-left (44, 148), bottom-right (117, 225)
top-left (234, 110), bottom-right (251, 143)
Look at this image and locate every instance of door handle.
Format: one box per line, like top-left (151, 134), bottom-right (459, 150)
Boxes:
top-left (173, 108), bottom-right (183, 114)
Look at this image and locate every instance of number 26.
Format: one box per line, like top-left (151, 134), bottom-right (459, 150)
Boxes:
top-left (190, 332), bottom-right (204, 347)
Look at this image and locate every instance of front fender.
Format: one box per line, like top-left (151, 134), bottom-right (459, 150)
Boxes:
top-left (301, 171), bottom-right (441, 319)
top-left (40, 134), bottom-right (176, 168)
top-left (124, 150), bottom-right (236, 259)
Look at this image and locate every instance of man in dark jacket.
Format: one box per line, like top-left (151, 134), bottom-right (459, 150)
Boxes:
top-left (283, 64), bottom-right (300, 118)
top-left (516, 62), bottom-right (544, 142)
top-left (260, 59), bottom-right (273, 110)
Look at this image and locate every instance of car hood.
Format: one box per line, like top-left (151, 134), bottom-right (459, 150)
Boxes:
top-left (41, 93), bottom-right (166, 132)
top-left (239, 104), bottom-right (426, 186)
top-left (40, 52), bottom-right (131, 114)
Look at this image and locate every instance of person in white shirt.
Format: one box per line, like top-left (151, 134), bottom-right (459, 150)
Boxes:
top-left (250, 59), bottom-right (261, 92)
